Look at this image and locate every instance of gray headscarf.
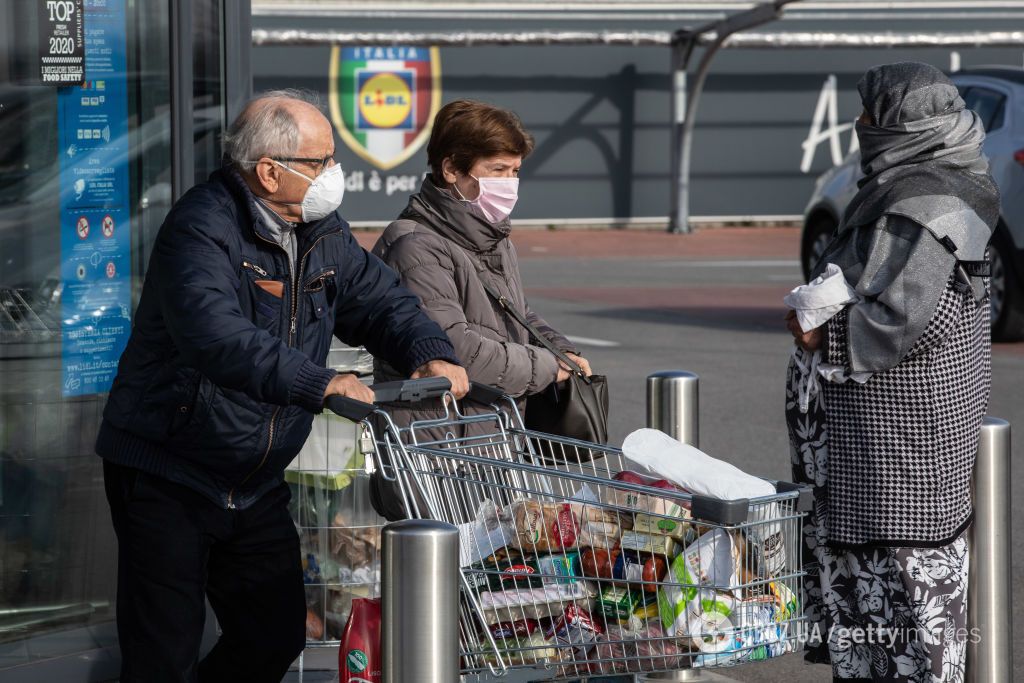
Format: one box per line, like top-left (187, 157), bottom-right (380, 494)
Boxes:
top-left (812, 62), bottom-right (1000, 372)
top-left (840, 62), bottom-right (999, 248)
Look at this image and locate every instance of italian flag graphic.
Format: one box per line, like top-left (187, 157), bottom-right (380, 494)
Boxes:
top-left (330, 46), bottom-right (440, 170)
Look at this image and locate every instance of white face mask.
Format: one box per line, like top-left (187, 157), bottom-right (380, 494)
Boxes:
top-left (274, 161), bottom-right (346, 222)
top-left (455, 175), bottom-right (519, 224)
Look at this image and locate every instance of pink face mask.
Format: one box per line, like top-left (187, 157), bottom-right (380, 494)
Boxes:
top-left (457, 175), bottom-right (520, 224)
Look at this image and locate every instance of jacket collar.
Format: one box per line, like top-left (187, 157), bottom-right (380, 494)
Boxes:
top-left (216, 166), bottom-right (345, 247)
top-left (400, 176), bottom-right (511, 253)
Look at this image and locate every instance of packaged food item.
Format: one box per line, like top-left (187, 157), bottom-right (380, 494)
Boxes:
top-left (330, 510), bottom-right (381, 569)
top-left (536, 551), bottom-right (582, 586)
top-left (306, 607), bottom-right (325, 640)
top-left (742, 580), bottom-right (798, 622)
top-left (484, 631), bottom-right (558, 666)
top-left (657, 528), bottom-right (742, 637)
top-left (633, 601), bottom-right (661, 622)
top-left (457, 500), bottom-right (516, 568)
top-left (302, 553), bottom-right (322, 584)
top-left (632, 623), bottom-right (686, 671)
top-left (745, 520), bottom-right (787, 578)
top-left (339, 598), bottom-right (381, 683)
top-left (488, 619), bottom-right (540, 641)
top-left (580, 546), bottom-right (617, 579)
top-left (546, 604), bottom-right (604, 662)
top-left (610, 471), bottom-right (690, 517)
top-left (619, 530), bottom-right (683, 560)
top-left (570, 503), bottom-right (624, 548)
top-left (588, 624), bottom-right (683, 675)
top-left (632, 512), bottom-right (691, 541)
top-left (688, 596), bottom-right (789, 667)
top-left (611, 550), bottom-right (667, 592)
top-left (513, 501), bottom-right (579, 553)
top-left (595, 585), bottom-right (655, 623)
top-left (466, 547), bottom-right (543, 592)
top-left (479, 582), bottom-right (593, 624)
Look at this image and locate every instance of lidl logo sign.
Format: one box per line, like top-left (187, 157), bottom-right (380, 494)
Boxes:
top-left (357, 71), bottom-right (414, 131)
top-left (331, 46), bottom-right (440, 170)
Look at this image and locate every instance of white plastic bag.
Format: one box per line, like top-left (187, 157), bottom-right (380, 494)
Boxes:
top-left (620, 429), bottom-right (774, 500)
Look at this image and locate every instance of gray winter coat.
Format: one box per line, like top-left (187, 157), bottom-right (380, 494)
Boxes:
top-left (372, 177), bottom-right (575, 435)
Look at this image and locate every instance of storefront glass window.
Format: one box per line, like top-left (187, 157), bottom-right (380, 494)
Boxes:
top-left (0, 0), bottom-right (171, 666)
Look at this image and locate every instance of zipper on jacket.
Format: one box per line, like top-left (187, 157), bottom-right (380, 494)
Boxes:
top-left (227, 232), bottom-right (331, 509)
top-left (242, 260), bottom-right (268, 277)
top-left (303, 269), bottom-right (336, 292)
top-left (287, 236), bottom-right (330, 345)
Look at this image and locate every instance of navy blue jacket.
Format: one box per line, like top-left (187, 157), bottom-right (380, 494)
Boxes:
top-left (96, 168), bottom-right (457, 509)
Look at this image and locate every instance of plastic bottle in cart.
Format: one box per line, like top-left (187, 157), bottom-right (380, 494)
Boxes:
top-left (339, 598), bottom-right (382, 683)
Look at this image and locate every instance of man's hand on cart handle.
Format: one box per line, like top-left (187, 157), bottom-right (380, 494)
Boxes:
top-left (412, 360), bottom-right (469, 399)
top-left (323, 372), bottom-right (375, 404)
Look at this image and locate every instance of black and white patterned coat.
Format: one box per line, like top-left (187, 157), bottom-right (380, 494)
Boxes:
top-left (821, 268), bottom-right (991, 548)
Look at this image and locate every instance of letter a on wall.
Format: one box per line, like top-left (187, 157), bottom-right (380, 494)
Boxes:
top-left (329, 46), bottom-right (441, 171)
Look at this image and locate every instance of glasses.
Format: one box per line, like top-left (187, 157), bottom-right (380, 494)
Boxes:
top-left (271, 155), bottom-right (334, 172)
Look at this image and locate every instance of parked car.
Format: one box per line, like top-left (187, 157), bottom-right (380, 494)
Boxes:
top-left (802, 66), bottom-right (1024, 341)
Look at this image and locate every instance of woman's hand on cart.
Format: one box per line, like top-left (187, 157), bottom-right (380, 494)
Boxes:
top-left (322, 372), bottom-right (375, 404)
top-left (412, 360), bottom-right (470, 399)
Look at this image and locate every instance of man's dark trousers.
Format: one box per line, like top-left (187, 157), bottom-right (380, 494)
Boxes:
top-left (104, 461), bottom-right (305, 683)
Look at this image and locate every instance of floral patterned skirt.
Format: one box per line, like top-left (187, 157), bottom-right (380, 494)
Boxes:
top-left (785, 357), bottom-right (970, 682)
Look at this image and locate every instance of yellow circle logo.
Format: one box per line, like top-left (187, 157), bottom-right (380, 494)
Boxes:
top-left (358, 73), bottom-right (413, 129)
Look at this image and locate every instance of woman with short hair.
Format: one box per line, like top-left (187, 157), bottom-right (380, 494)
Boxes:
top-left (371, 100), bottom-right (592, 448)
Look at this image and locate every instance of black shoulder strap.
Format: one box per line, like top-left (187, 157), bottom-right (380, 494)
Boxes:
top-left (476, 278), bottom-right (589, 383)
top-left (407, 216), bottom-right (588, 382)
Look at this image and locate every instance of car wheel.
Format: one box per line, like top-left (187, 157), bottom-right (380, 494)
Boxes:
top-left (801, 214), bottom-right (837, 281)
top-left (989, 230), bottom-right (1024, 342)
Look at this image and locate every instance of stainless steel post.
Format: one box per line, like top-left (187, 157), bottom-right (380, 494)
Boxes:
top-left (967, 417), bottom-right (1012, 683)
top-left (381, 519), bottom-right (460, 683)
top-left (646, 371), bottom-right (699, 446)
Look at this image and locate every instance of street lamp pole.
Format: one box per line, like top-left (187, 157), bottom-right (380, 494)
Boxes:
top-left (669, 1), bottom-right (803, 234)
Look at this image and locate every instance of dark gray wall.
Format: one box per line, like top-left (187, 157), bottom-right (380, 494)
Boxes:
top-left (252, 12), bottom-right (1024, 222)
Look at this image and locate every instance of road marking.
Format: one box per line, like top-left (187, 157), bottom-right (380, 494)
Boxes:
top-left (651, 260), bottom-right (801, 268)
top-left (566, 335), bottom-right (621, 348)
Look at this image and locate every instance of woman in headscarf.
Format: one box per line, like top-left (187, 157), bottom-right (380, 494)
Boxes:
top-left (784, 62), bottom-right (999, 682)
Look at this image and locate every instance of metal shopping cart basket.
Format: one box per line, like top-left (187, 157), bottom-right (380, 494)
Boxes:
top-left (326, 379), bottom-right (813, 681)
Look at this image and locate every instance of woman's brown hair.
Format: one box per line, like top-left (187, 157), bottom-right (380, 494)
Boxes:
top-left (426, 100), bottom-right (535, 182)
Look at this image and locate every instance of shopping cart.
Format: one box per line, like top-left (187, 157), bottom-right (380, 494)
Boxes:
top-left (326, 379), bottom-right (813, 681)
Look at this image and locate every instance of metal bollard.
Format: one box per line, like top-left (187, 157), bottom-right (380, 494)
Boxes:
top-left (645, 371), bottom-right (705, 682)
top-left (381, 519), bottom-right (460, 683)
top-left (967, 417), bottom-right (1012, 683)
top-left (646, 371), bottom-right (700, 446)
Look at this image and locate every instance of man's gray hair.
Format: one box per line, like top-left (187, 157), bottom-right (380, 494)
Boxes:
top-left (222, 89), bottom-right (323, 172)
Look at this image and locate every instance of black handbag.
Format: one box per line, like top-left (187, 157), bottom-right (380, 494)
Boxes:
top-left (478, 279), bottom-right (610, 460)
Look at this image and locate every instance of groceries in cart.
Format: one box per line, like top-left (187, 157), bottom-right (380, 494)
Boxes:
top-left (323, 380), bottom-right (810, 679)
top-left (289, 459), bottom-right (385, 644)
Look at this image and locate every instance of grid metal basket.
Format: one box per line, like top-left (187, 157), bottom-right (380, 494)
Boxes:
top-left (326, 381), bottom-right (812, 681)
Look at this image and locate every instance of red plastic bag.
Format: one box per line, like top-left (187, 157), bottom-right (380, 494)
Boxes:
top-left (339, 598), bottom-right (381, 683)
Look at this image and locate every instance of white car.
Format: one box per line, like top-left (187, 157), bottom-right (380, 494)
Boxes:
top-left (802, 67), bottom-right (1024, 341)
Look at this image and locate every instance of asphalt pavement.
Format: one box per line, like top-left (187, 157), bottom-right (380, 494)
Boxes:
top-left (346, 226), bottom-right (1024, 683)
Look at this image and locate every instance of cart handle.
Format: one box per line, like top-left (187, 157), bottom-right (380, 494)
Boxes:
top-left (323, 377), bottom-right (453, 421)
top-left (324, 395), bottom-right (376, 422)
top-left (464, 382), bottom-right (505, 406)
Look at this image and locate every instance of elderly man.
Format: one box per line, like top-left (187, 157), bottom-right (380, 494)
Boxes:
top-left (96, 90), bottom-right (467, 682)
